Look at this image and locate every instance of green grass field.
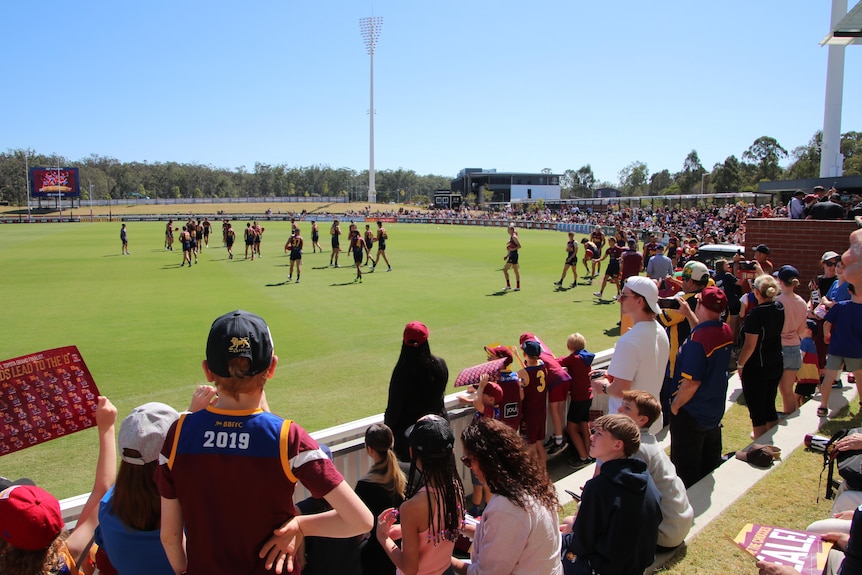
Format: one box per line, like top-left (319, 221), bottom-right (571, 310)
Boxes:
top-left (1, 220), bottom-right (620, 498)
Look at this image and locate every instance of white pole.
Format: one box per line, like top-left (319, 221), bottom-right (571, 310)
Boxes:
top-left (820, 0), bottom-right (847, 178)
top-left (359, 16), bottom-right (382, 205)
top-left (24, 151), bottom-right (30, 223)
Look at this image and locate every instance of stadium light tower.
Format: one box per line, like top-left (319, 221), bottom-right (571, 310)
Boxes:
top-left (359, 16), bottom-right (382, 204)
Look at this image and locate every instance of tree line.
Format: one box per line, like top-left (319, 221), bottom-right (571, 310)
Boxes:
top-left (0, 153), bottom-right (450, 206)
top-left (561, 131), bottom-right (861, 198)
top-left (1, 130), bottom-right (859, 206)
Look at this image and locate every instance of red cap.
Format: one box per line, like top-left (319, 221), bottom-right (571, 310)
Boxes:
top-left (403, 321), bottom-right (429, 346)
top-left (699, 286), bottom-right (728, 314)
top-left (0, 485), bottom-right (64, 550)
top-left (483, 382), bottom-right (504, 404)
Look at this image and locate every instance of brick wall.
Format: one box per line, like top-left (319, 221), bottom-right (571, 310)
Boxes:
top-left (744, 218), bottom-right (857, 298)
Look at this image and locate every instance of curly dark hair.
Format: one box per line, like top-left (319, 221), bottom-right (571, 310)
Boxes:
top-left (0, 530), bottom-right (69, 575)
top-left (461, 418), bottom-right (558, 512)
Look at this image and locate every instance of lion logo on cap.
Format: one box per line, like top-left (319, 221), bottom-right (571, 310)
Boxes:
top-left (229, 337), bottom-right (251, 353)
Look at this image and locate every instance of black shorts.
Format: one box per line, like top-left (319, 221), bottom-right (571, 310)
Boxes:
top-left (226, 238), bottom-right (234, 247)
top-left (312, 233), bottom-right (319, 242)
top-left (331, 236), bottom-right (339, 249)
top-left (566, 399), bottom-right (592, 424)
top-left (378, 240), bottom-right (386, 251)
top-left (566, 255), bottom-right (577, 265)
top-left (605, 259), bottom-right (621, 277)
top-left (353, 248), bottom-right (363, 263)
top-left (507, 251), bottom-right (519, 265)
top-left (290, 249), bottom-right (302, 261)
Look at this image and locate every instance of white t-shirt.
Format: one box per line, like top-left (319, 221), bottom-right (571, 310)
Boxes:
top-left (607, 319), bottom-right (670, 435)
top-left (468, 494), bottom-right (562, 575)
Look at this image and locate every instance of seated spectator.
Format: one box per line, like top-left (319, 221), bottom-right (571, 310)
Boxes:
top-left (0, 397), bottom-right (117, 575)
top-left (95, 401), bottom-right (186, 575)
top-left (758, 504), bottom-right (861, 575)
top-left (354, 424), bottom-right (406, 575)
top-left (452, 417), bottom-right (563, 575)
top-left (618, 390), bottom-right (693, 550)
top-left (560, 414), bottom-right (662, 575)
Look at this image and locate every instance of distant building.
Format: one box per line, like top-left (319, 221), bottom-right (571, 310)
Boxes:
top-left (451, 168), bottom-right (562, 205)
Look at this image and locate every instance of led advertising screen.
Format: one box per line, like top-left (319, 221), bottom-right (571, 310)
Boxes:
top-left (29, 167), bottom-right (81, 198)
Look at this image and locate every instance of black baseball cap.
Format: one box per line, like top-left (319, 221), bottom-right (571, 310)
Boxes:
top-left (206, 310), bottom-right (274, 378)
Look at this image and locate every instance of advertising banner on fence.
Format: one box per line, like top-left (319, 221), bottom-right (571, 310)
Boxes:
top-left (1, 346), bottom-right (101, 455)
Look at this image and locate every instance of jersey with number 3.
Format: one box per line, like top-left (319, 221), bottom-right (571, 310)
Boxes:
top-left (521, 362), bottom-right (549, 421)
top-left (155, 406), bottom-right (343, 575)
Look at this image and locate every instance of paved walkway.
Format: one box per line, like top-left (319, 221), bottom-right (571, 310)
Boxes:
top-left (547, 371), bottom-right (859, 570)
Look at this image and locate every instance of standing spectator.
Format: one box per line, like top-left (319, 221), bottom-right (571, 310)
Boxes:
top-left (120, 223), bottom-right (130, 255)
top-left (452, 418), bottom-right (563, 575)
top-left (502, 224), bottom-right (521, 291)
top-left (808, 192), bottom-right (846, 220)
top-left (376, 415), bottom-right (465, 575)
top-left (560, 415), bottom-right (662, 575)
top-left (355, 424), bottom-right (406, 575)
top-left (371, 220), bottom-right (392, 272)
top-left (620, 239), bottom-right (644, 284)
top-left (713, 259), bottom-right (742, 342)
top-left (795, 320), bottom-right (821, 406)
top-left (752, 244), bottom-right (774, 276)
top-left (619, 390), bottom-right (693, 550)
top-left (788, 190), bottom-right (806, 219)
top-left (737, 275), bottom-right (784, 439)
top-left (668, 286), bottom-right (735, 487)
top-left (554, 232), bottom-right (578, 287)
top-left (818, 284), bottom-right (862, 418)
top-left (518, 340), bottom-right (550, 468)
top-left (774, 266), bottom-right (808, 415)
top-left (591, 276), bottom-right (670, 435)
top-left (646, 244), bottom-right (674, 280)
top-left (658, 261), bottom-right (709, 425)
top-left (156, 310), bottom-right (372, 575)
top-left (384, 321), bottom-right (449, 462)
top-left (556, 333), bottom-right (596, 469)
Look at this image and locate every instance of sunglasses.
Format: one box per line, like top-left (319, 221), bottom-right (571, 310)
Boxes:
top-left (825, 261), bottom-right (838, 267)
top-left (460, 455), bottom-right (474, 467)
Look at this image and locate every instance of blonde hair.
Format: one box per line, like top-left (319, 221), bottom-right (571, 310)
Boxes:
top-left (753, 275), bottom-right (780, 300)
top-left (566, 333), bottom-right (586, 353)
top-left (215, 357), bottom-right (267, 400)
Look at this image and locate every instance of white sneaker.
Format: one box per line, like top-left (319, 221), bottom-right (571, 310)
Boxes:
top-left (593, 292), bottom-right (602, 297)
top-left (513, 287), bottom-right (520, 291)
top-left (503, 286), bottom-right (512, 291)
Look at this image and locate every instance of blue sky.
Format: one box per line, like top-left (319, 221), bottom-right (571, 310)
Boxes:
top-left (2, 1), bottom-right (860, 185)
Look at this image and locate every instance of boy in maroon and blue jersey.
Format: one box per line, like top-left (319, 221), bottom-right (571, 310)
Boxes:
top-left (156, 310), bottom-right (372, 575)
